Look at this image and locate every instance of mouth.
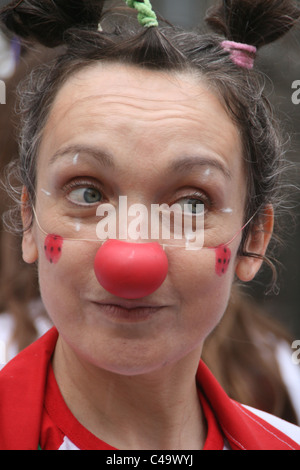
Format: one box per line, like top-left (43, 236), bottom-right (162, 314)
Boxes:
top-left (92, 300), bottom-right (166, 323)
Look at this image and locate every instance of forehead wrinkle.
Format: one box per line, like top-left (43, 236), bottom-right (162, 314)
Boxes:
top-left (47, 68), bottom-right (213, 116)
top-left (44, 95), bottom-right (240, 173)
top-left (51, 92), bottom-right (207, 120)
top-left (42, 68), bottom-right (242, 175)
top-left (48, 93), bottom-right (232, 138)
top-left (46, 63), bottom-right (233, 136)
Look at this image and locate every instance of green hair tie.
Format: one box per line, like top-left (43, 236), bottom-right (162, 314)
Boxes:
top-left (125, 0), bottom-right (158, 28)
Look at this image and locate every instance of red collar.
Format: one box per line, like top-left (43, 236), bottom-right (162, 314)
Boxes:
top-left (41, 362), bottom-right (225, 450)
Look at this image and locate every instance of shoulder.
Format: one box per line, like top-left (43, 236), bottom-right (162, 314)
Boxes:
top-left (0, 328), bottom-right (59, 449)
top-left (197, 360), bottom-right (300, 449)
top-left (241, 404), bottom-right (300, 446)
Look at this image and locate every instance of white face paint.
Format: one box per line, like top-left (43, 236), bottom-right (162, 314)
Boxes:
top-left (72, 152), bottom-right (79, 165)
top-left (41, 188), bottom-right (51, 197)
top-left (74, 220), bottom-right (82, 232)
top-left (220, 207), bottom-right (233, 214)
top-left (33, 150), bottom-right (242, 250)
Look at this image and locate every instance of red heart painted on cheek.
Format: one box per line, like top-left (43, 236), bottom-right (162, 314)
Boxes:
top-left (44, 234), bottom-right (63, 264)
top-left (215, 244), bottom-right (231, 276)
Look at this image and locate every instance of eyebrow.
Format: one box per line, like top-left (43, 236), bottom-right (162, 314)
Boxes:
top-left (49, 144), bottom-right (231, 180)
top-left (49, 144), bottom-right (115, 168)
top-left (169, 155), bottom-right (232, 180)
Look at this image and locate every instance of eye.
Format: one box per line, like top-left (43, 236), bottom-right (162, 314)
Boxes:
top-left (67, 185), bottom-right (103, 205)
top-left (177, 196), bottom-right (205, 215)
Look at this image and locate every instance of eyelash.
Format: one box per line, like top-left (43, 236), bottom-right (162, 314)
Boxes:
top-left (63, 179), bottom-right (213, 212)
top-left (63, 178), bottom-right (104, 206)
top-left (175, 191), bottom-right (212, 210)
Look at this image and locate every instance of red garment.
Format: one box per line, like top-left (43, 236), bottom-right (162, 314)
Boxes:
top-left (40, 364), bottom-right (224, 450)
top-left (0, 327), bottom-right (299, 450)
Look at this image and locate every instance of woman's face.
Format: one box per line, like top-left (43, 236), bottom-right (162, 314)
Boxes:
top-left (22, 63), bottom-right (262, 375)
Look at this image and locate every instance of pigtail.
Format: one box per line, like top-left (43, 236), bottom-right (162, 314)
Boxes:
top-left (0, 0), bottom-right (106, 47)
top-left (205, 0), bottom-right (300, 49)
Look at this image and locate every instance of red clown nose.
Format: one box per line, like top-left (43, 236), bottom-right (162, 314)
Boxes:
top-left (94, 240), bottom-right (169, 299)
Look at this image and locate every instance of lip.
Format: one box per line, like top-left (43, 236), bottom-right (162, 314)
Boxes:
top-left (92, 301), bottom-right (167, 323)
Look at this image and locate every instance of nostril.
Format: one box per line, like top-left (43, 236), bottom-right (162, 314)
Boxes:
top-left (94, 240), bottom-right (168, 299)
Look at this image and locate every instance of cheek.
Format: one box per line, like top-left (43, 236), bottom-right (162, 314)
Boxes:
top-left (167, 250), bottom-right (233, 351)
top-left (38, 238), bottom-right (93, 323)
top-left (169, 244), bottom-right (238, 322)
top-left (169, 247), bottom-right (233, 302)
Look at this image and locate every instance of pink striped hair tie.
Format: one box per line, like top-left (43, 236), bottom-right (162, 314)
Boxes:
top-left (221, 40), bottom-right (257, 69)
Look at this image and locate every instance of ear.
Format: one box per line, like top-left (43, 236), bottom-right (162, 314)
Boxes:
top-left (21, 187), bottom-right (38, 264)
top-left (235, 205), bottom-right (274, 282)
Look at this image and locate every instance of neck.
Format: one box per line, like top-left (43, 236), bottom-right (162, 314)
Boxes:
top-left (52, 336), bottom-right (206, 450)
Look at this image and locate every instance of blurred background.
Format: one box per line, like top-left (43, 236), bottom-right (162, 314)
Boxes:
top-left (0, 0), bottom-right (299, 338)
